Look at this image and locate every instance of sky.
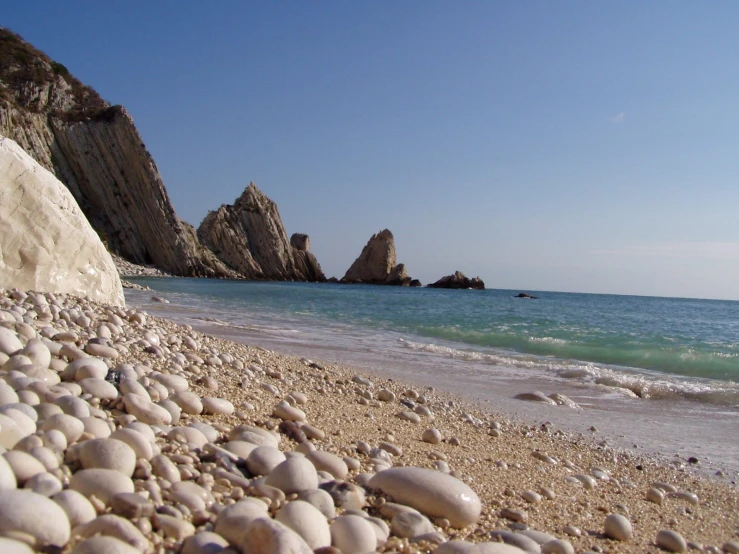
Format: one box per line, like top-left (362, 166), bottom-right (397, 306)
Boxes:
top-left (4, 2), bottom-right (739, 300)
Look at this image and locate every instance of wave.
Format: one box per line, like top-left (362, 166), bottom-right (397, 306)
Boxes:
top-left (399, 339), bottom-right (739, 407)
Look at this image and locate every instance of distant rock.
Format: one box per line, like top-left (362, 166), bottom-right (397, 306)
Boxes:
top-left (427, 271), bottom-right (484, 290)
top-left (514, 292), bottom-right (538, 299)
top-left (197, 183), bottom-right (325, 282)
top-left (409, 279), bottom-right (422, 288)
top-left (341, 229), bottom-right (414, 286)
top-left (0, 136), bottom-right (124, 305)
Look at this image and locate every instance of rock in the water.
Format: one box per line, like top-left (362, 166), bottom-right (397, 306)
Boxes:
top-left (341, 229), bottom-right (414, 285)
top-left (0, 136), bottom-right (124, 305)
top-left (514, 391), bottom-right (557, 405)
top-left (0, 489), bottom-right (71, 547)
top-left (427, 271), bottom-right (485, 290)
top-left (368, 467), bottom-right (481, 528)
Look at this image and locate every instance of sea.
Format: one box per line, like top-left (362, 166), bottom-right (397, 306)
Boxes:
top-left (124, 279), bottom-right (739, 478)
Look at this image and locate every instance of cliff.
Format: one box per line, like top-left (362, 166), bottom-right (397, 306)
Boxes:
top-left (0, 28), bottom-right (236, 278)
top-left (341, 229), bottom-right (414, 285)
top-left (197, 183), bottom-right (325, 282)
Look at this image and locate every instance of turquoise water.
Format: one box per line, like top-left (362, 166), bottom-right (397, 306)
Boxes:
top-left (127, 279), bottom-right (739, 406)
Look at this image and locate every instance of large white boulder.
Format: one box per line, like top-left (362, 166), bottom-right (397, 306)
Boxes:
top-left (0, 136), bottom-right (124, 305)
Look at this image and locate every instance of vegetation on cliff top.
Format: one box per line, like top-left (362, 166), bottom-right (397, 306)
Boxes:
top-left (0, 27), bottom-right (117, 122)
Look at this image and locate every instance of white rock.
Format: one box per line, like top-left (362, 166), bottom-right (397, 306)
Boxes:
top-left (74, 514), bottom-right (150, 552)
top-left (110, 428), bottom-right (154, 460)
top-left (3, 450), bottom-right (45, 484)
top-left (276, 500), bottom-right (331, 549)
top-left (0, 327), bottom-right (23, 355)
top-left (122, 393), bottom-right (172, 425)
top-left (25, 471), bottom-right (62, 496)
top-left (307, 450), bottom-right (349, 480)
top-left (0, 454), bottom-right (17, 488)
top-left (80, 416), bottom-right (112, 439)
top-left (298, 488), bottom-right (336, 519)
top-left (153, 513), bottom-right (195, 541)
top-left (79, 378), bottom-right (118, 400)
top-left (656, 530), bottom-right (687, 553)
top-left (369, 467), bottom-right (481, 528)
top-left (0, 537), bottom-right (34, 554)
top-left (247, 446), bottom-right (287, 476)
top-left (0, 413), bottom-right (25, 448)
top-left (152, 373), bottom-right (188, 392)
top-left (69, 468), bottom-right (135, 505)
top-left (168, 426), bottom-right (209, 449)
top-left (181, 532), bottom-right (229, 554)
top-left (240, 517), bottom-right (312, 554)
top-left (391, 510), bottom-right (435, 538)
top-left (604, 513), bottom-right (633, 541)
top-left (273, 400), bottom-right (306, 422)
top-left (0, 488), bottom-right (71, 546)
top-left (422, 428), bottom-right (443, 444)
top-left (265, 456), bottom-right (319, 494)
top-left (214, 498), bottom-right (269, 545)
top-left (541, 539), bottom-right (575, 554)
top-left (172, 391), bottom-right (203, 414)
top-left (202, 397), bottom-right (234, 415)
top-left (79, 438), bottom-right (136, 476)
top-left (331, 514), bottom-right (378, 554)
top-left (70, 536), bottom-right (141, 554)
top-left (0, 136), bottom-right (124, 305)
top-left (53, 489), bottom-right (97, 527)
top-left (40, 413), bottom-right (85, 444)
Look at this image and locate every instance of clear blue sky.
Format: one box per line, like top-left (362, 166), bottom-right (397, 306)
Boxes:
top-left (5, 2), bottom-right (739, 299)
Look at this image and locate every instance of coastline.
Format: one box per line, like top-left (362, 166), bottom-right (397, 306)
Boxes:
top-left (111, 288), bottom-right (739, 552)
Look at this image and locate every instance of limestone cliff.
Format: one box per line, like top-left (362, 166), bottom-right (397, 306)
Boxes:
top-left (0, 28), bottom-right (236, 278)
top-left (197, 183), bottom-right (326, 282)
top-left (341, 229), bottom-right (414, 286)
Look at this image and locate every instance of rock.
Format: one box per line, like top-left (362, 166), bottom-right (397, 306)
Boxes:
top-left (427, 271), bottom-right (485, 290)
top-left (298, 488), bottom-right (336, 519)
top-left (330, 514), bottom-right (379, 554)
top-left (266, 457), bottom-right (319, 494)
top-left (240, 517), bottom-right (313, 554)
top-left (79, 438), bottom-right (136, 476)
top-left (41, 413), bottom-right (85, 444)
top-left (655, 530), bottom-right (687, 552)
top-left (181, 532), bottom-right (229, 554)
top-left (514, 391), bottom-right (557, 405)
top-left (307, 450), bottom-right (349, 480)
top-left (0, 454), bottom-right (17, 488)
top-left (69, 468), bottom-right (134, 505)
top-left (604, 513), bottom-right (633, 541)
top-left (488, 531), bottom-right (541, 553)
top-left (276, 500), bottom-right (332, 549)
top-left (0, 537), bottom-right (34, 554)
top-left (52, 489), bottom-right (97, 527)
top-left (153, 513), bottom-right (195, 541)
top-left (0, 489), bottom-right (71, 547)
top-left (70, 536), bottom-right (141, 554)
top-left (122, 393), bottom-right (172, 425)
top-left (341, 229), bottom-right (414, 285)
top-left (0, 136), bottom-right (124, 305)
top-left (3, 450), bottom-right (45, 484)
top-left (202, 397), bottom-right (234, 415)
top-left (273, 400), bottom-right (306, 422)
top-left (422, 428), bottom-right (443, 444)
top-left (214, 498), bottom-right (269, 545)
top-left (172, 391), bottom-right (204, 415)
top-left (197, 183), bottom-right (326, 281)
top-left (391, 511), bottom-right (435, 539)
top-left (247, 446), bottom-right (287, 476)
top-left (541, 539), bottom-right (574, 554)
top-left (434, 540), bottom-right (477, 553)
top-left (74, 514), bottom-right (150, 551)
top-left (514, 293), bottom-right (538, 299)
top-left (369, 467), bottom-right (481, 528)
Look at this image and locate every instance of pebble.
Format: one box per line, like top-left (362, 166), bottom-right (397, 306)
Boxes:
top-left (397, 410), bottom-right (422, 423)
top-left (0, 537), bottom-right (34, 554)
top-left (69, 468), bottom-right (135, 505)
top-left (0, 489), bottom-right (71, 547)
top-left (604, 513), bottom-right (633, 541)
top-left (307, 450), bottom-right (349, 480)
top-left (202, 397), bottom-right (235, 415)
top-left (247, 446), bottom-right (287, 476)
top-left (656, 529), bottom-right (688, 552)
top-left (70, 536), bottom-right (141, 554)
top-left (276, 499), bottom-right (332, 549)
top-left (392, 510), bottom-right (435, 538)
top-left (122, 393), bottom-right (172, 425)
top-left (273, 400), bottom-right (306, 422)
top-left (214, 498), bottom-right (269, 544)
top-left (240, 516), bottom-right (313, 554)
top-left (368, 467), bottom-right (481, 528)
top-left (4, 450), bottom-right (45, 483)
top-left (266, 456), bottom-right (319, 494)
top-left (422, 428), bottom-right (443, 444)
top-left (79, 438), bottom-right (136, 476)
top-left (541, 539), bottom-right (575, 554)
top-left (181, 532), bottom-right (229, 554)
top-left (646, 487), bottom-right (665, 504)
top-left (331, 514), bottom-right (378, 554)
top-left (52, 489), bottom-right (97, 526)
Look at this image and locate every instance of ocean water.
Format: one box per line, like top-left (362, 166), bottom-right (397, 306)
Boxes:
top-left (125, 279), bottom-right (739, 475)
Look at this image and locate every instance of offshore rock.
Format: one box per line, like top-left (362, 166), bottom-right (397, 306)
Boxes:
top-left (428, 271), bottom-right (485, 290)
top-left (341, 229), bottom-right (413, 285)
top-left (0, 29), bottom-right (236, 279)
top-left (0, 136), bottom-right (124, 305)
top-left (198, 183), bottom-right (326, 281)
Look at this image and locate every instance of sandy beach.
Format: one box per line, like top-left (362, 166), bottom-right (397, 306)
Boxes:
top-left (0, 286), bottom-right (737, 553)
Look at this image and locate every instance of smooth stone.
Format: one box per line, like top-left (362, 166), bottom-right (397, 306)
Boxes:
top-left (273, 400), bottom-right (306, 422)
top-left (84, 342), bottom-right (119, 359)
top-left (122, 393), bottom-right (172, 425)
top-left (172, 391), bottom-right (204, 414)
top-left (247, 446), bottom-right (287, 476)
top-left (24, 471), bottom-right (62, 496)
top-left (171, 481), bottom-right (215, 508)
top-left (69, 468), bottom-right (135, 505)
top-left (320, 481), bottom-right (367, 510)
top-left (240, 517), bottom-right (313, 554)
top-left (152, 373), bottom-right (188, 392)
top-left (168, 426), bottom-right (209, 449)
top-left (0, 489), bottom-right (71, 546)
top-left (298, 488), bottom-right (336, 519)
top-left (153, 513), bottom-right (195, 541)
top-left (152, 454), bottom-right (182, 483)
top-left (110, 428), bottom-right (154, 460)
top-left (0, 413), bottom-right (25, 448)
top-left (41, 413), bottom-right (85, 444)
top-left (656, 530), bottom-right (687, 552)
top-left (202, 397), bottom-right (235, 415)
top-left (188, 421), bottom-right (218, 443)
top-left (0, 454), bottom-right (17, 488)
top-left (214, 498), bottom-right (269, 545)
top-left (79, 378), bottom-right (118, 400)
top-left (225, 440), bottom-right (259, 460)
top-left (604, 513), bottom-right (633, 541)
top-left (71, 357), bottom-right (109, 380)
top-left (74, 514), bottom-right (150, 552)
top-left (52, 489), bottom-right (97, 527)
top-left (80, 416), bottom-right (112, 439)
top-left (181, 532), bottom-right (229, 554)
top-left (369, 467), bottom-right (481, 528)
top-left (514, 391), bottom-right (557, 405)
top-left (391, 510), bottom-right (435, 539)
top-left (646, 487), bottom-right (665, 504)
top-left (377, 388), bottom-right (396, 402)
top-left (541, 539), bottom-right (574, 554)
top-left (331, 514), bottom-right (378, 554)
top-left (472, 544), bottom-right (530, 553)
top-left (0, 327), bottom-right (23, 355)
top-left (119, 378), bottom-right (150, 400)
top-left (276, 499), bottom-right (332, 549)
top-left (229, 425), bottom-right (280, 447)
top-left (70, 536), bottom-right (140, 554)
top-left (0, 537), bottom-right (34, 554)
top-left (489, 530), bottom-right (541, 553)
top-left (397, 411), bottom-right (422, 423)
top-left (435, 540), bottom-right (477, 553)
top-left (265, 456), bottom-right (319, 494)
top-left (423, 428), bottom-right (443, 444)
top-left (307, 450), bottom-right (349, 480)
top-left (79, 438), bottom-right (136, 476)
top-left (3, 450), bottom-right (45, 484)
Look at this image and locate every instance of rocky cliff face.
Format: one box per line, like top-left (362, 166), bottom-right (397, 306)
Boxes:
top-left (197, 183), bottom-right (325, 282)
top-left (341, 229), bottom-right (414, 285)
top-left (0, 29), bottom-right (236, 278)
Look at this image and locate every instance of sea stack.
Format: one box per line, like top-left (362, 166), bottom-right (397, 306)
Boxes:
top-left (428, 271), bottom-right (485, 290)
top-left (341, 230), bottom-right (414, 286)
top-left (197, 183), bottom-right (325, 282)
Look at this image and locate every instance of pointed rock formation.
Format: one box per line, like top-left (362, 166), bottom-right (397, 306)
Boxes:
top-left (428, 271), bottom-right (485, 290)
top-left (197, 183), bottom-right (325, 282)
top-left (0, 28), bottom-right (236, 278)
top-left (0, 136), bottom-right (124, 305)
top-left (341, 229), bottom-right (414, 286)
